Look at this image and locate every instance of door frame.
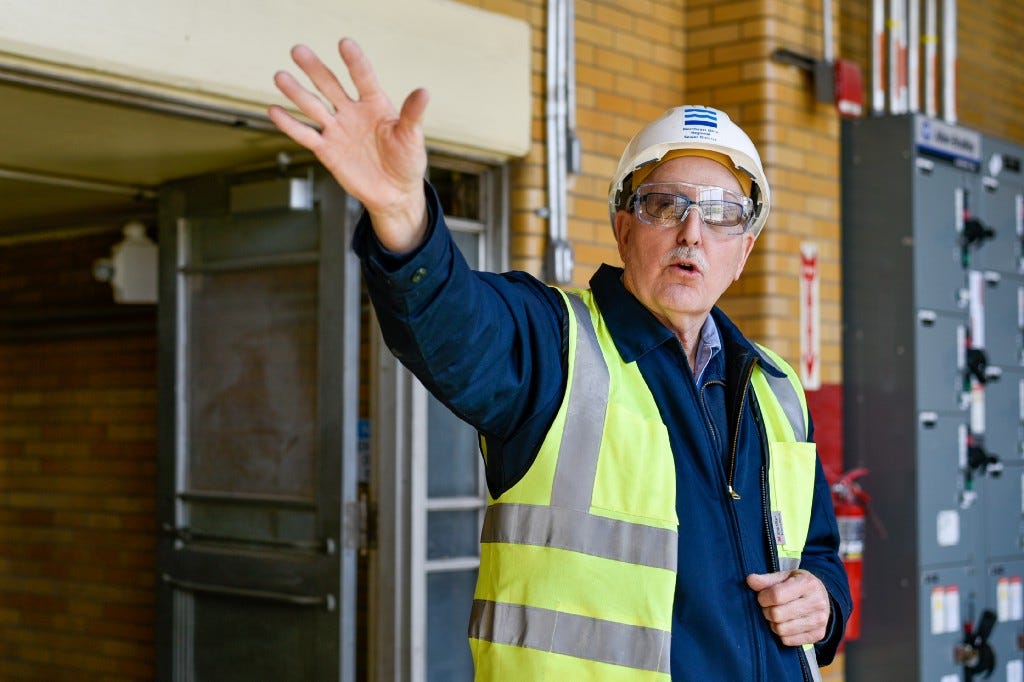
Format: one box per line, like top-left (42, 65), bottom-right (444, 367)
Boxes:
top-left (368, 155), bottom-right (507, 681)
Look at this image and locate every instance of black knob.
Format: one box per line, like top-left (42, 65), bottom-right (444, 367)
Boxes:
top-left (964, 609), bottom-right (998, 681)
top-left (967, 348), bottom-right (990, 385)
top-left (963, 218), bottom-right (996, 247)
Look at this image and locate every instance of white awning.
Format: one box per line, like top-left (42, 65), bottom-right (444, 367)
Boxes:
top-left (0, 0), bottom-right (531, 158)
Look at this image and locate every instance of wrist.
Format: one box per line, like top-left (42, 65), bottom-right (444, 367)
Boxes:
top-left (369, 192), bottom-right (428, 254)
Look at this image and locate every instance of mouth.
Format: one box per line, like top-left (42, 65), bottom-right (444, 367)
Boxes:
top-left (673, 261), bottom-right (701, 275)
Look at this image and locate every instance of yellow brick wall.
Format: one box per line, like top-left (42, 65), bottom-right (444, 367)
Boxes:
top-left (461, 0), bottom-right (688, 279)
top-left (465, 0), bottom-right (845, 381)
top-left (683, 0), bottom-right (842, 381)
top-left (455, 0), bottom-right (1024, 392)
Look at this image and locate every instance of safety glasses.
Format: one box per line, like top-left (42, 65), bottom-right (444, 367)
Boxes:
top-left (632, 182), bottom-right (754, 236)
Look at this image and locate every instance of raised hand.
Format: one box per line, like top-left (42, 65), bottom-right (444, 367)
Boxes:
top-left (269, 38), bottom-right (430, 253)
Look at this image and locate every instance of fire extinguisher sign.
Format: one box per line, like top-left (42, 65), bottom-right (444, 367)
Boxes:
top-left (800, 242), bottom-right (821, 390)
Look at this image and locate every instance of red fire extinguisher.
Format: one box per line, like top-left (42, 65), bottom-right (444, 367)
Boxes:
top-left (832, 468), bottom-right (871, 642)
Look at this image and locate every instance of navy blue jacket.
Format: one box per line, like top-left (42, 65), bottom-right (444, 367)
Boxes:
top-left (354, 186), bottom-right (852, 681)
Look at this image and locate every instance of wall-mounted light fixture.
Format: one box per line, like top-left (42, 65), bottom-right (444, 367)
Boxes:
top-left (92, 221), bottom-right (158, 304)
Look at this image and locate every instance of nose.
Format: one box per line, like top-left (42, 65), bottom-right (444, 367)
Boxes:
top-left (676, 207), bottom-right (703, 245)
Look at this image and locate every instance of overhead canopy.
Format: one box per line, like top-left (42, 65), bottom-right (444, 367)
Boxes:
top-left (0, 0), bottom-right (531, 236)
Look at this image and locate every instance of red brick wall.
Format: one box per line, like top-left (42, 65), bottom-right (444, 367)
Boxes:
top-left (0, 230), bottom-right (157, 681)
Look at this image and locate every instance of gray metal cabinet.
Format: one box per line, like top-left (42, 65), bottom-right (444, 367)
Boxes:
top-left (844, 115), bottom-right (1024, 682)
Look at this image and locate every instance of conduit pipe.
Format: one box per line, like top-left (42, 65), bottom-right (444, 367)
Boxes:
top-left (888, 0), bottom-right (908, 113)
top-left (545, 0), bottom-right (577, 285)
top-left (924, 0), bottom-right (938, 117)
top-left (907, 0), bottom-right (920, 112)
top-left (942, 0), bottom-right (957, 123)
top-left (872, 0), bottom-right (886, 114)
top-left (875, 0), bottom-right (954, 120)
top-left (823, 0), bottom-right (834, 62)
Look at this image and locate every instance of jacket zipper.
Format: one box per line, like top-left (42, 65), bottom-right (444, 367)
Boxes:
top-left (726, 357), bottom-right (758, 500)
top-left (754, 374), bottom-right (814, 682)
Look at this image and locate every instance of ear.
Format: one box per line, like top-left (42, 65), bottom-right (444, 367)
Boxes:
top-left (732, 233), bottom-right (757, 281)
top-left (614, 211), bottom-right (632, 263)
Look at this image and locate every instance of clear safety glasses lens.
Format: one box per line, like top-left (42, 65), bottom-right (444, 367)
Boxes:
top-left (632, 182), bottom-right (753, 236)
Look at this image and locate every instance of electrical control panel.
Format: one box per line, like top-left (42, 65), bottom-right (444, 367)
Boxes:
top-left (843, 115), bottom-right (1024, 682)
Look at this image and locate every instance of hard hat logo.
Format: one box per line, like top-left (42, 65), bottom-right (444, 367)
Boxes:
top-left (608, 105), bottom-right (771, 238)
top-left (682, 107), bottom-right (719, 129)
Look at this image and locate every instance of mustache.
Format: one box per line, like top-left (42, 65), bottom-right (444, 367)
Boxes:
top-left (661, 246), bottom-right (708, 271)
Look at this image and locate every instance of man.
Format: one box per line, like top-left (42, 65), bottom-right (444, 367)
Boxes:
top-left (270, 39), bottom-right (851, 681)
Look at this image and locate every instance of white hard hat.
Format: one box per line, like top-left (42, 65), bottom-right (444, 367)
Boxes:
top-left (608, 105), bottom-right (771, 237)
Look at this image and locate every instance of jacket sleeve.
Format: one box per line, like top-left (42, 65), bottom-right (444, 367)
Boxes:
top-left (352, 183), bottom-right (569, 495)
top-left (802, 417), bottom-right (854, 665)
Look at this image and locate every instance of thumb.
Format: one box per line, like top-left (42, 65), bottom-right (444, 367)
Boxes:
top-left (399, 87), bottom-right (430, 129)
top-left (746, 571), bottom-right (788, 592)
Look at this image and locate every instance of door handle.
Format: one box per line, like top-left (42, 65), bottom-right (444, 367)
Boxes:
top-left (162, 574), bottom-right (336, 611)
top-left (162, 525), bottom-right (337, 555)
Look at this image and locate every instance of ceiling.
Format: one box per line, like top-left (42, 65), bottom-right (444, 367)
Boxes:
top-left (0, 78), bottom-right (304, 240)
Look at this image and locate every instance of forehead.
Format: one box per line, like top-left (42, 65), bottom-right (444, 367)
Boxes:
top-left (645, 156), bottom-right (742, 194)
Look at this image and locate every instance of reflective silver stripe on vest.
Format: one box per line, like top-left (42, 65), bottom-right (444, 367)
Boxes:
top-left (481, 502), bottom-right (677, 571)
top-left (469, 599), bottom-right (671, 674)
top-left (550, 293), bottom-right (610, 510)
top-left (778, 556), bottom-right (801, 572)
top-left (759, 366), bottom-right (807, 442)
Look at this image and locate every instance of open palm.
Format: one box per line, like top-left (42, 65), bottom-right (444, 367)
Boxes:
top-left (269, 39), bottom-right (429, 252)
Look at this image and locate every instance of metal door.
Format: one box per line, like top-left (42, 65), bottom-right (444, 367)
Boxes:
top-left (155, 166), bottom-right (361, 681)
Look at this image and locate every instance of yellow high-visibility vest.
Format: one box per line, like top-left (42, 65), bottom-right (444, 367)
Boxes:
top-left (469, 289), bottom-right (819, 681)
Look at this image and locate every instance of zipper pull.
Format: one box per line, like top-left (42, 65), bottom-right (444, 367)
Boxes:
top-left (727, 485), bottom-right (742, 501)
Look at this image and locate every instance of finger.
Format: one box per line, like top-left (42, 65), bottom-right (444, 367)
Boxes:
top-left (399, 87), bottom-right (431, 129)
top-left (267, 104), bottom-right (324, 150)
top-left (759, 589), bottom-right (829, 626)
top-left (777, 626), bottom-right (824, 648)
top-left (273, 70), bottom-right (334, 128)
top-left (339, 38), bottom-right (387, 102)
top-left (771, 613), bottom-right (828, 646)
top-left (746, 571), bottom-right (788, 595)
top-left (290, 44), bottom-right (353, 108)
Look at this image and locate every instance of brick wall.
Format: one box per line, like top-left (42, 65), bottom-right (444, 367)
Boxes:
top-left (461, 0), bottom-right (689, 280)
top-left (0, 229), bottom-right (157, 681)
top-left (682, 0), bottom-right (843, 382)
top-left (465, 0), bottom-right (844, 383)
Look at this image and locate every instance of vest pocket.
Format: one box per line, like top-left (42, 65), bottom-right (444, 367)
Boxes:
top-left (590, 404), bottom-right (677, 528)
top-left (767, 441), bottom-right (817, 557)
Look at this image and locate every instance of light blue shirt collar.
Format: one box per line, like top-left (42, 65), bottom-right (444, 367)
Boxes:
top-left (694, 315), bottom-right (723, 383)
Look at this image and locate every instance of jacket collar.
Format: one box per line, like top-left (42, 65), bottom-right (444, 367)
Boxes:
top-left (589, 264), bottom-right (674, 363)
top-left (589, 264), bottom-right (786, 380)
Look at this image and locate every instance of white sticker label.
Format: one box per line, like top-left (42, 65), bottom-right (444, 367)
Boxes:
top-left (931, 586), bottom-right (946, 635)
top-left (1008, 659), bottom-right (1023, 682)
top-left (999, 577), bottom-right (1011, 621)
top-left (955, 187), bottom-right (966, 233)
top-left (1018, 286), bottom-right (1024, 329)
top-left (971, 379), bottom-right (987, 435)
top-left (1016, 193), bottom-right (1024, 237)
top-left (942, 675), bottom-right (961, 682)
top-left (1013, 577), bottom-right (1023, 621)
top-left (945, 586), bottom-right (960, 634)
top-left (771, 510), bottom-right (787, 547)
top-left (969, 270), bottom-right (986, 348)
top-left (959, 423), bottom-right (969, 469)
top-left (1019, 379), bottom-right (1024, 423)
top-left (938, 510), bottom-right (961, 547)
